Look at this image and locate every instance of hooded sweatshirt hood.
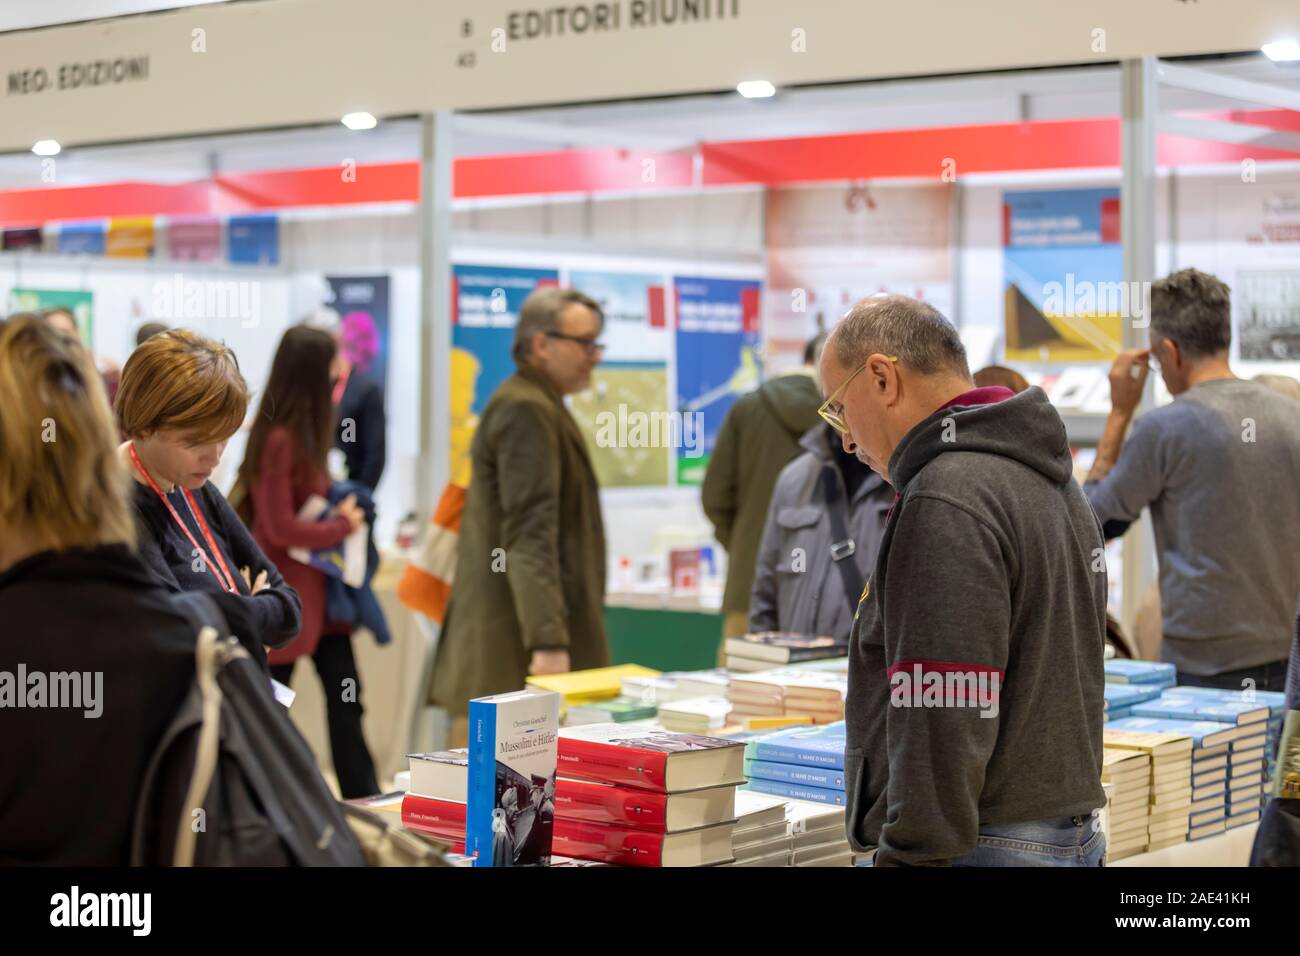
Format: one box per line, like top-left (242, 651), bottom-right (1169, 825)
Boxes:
top-left (888, 386), bottom-right (1072, 492)
top-left (757, 372), bottom-right (822, 440)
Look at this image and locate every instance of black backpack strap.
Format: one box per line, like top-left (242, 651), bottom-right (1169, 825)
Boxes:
top-left (820, 464), bottom-right (865, 616)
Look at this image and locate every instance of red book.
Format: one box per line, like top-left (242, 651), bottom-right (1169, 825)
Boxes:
top-left (553, 817), bottom-right (735, 867)
top-left (401, 792), bottom-right (466, 841)
top-left (557, 726), bottom-right (745, 793)
top-left (554, 778), bottom-right (736, 832)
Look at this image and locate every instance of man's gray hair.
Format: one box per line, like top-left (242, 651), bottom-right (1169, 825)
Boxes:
top-left (512, 287), bottom-right (604, 363)
top-left (833, 294), bottom-right (969, 377)
top-left (1151, 268), bottom-right (1231, 359)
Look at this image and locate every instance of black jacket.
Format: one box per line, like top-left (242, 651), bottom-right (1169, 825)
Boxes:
top-left (0, 546), bottom-right (198, 864)
top-left (845, 386), bottom-right (1107, 865)
top-left (336, 368), bottom-right (387, 490)
top-left (131, 481), bottom-right (302, 670)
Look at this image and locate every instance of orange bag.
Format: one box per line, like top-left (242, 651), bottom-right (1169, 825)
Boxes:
top-left (395, 483), bottom-right (465, 625)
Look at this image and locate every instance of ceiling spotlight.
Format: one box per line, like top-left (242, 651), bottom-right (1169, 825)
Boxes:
top-left (1262, 40), bottom-right (1300, 62)
top-left (341, 112), bottom-right (378, 131)
top-left (737, 80), bottom-right (776, 99)
top-left (32, 139), bottom-right (61, 156)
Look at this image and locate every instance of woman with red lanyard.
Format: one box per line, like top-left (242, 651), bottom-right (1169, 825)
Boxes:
top-left (236, 326), bottom-right (377, 799)
top-left (116, 329), bottom-right (303, 671)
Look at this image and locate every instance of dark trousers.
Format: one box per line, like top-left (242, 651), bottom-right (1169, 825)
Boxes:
top-left (1176, 659), bottom-right (1289, 694)
top-left (272, 632), bottom-right (379, 800)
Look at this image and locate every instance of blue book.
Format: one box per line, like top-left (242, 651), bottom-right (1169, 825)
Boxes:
top-left (744, 723), bottom-right (846, 770)
top-left (1158, 685), bottom-right (1287, 717)
top-left (1131, 695), bottom-right (1270, 727)
top-left (1106, 716), bottom-right (1245, 749)
top-left (1103, 684), bottom-right (1165, 708)
top-left (465, 688), bottom-right (560, 868)
top-left (1104, 660), bottom-right (1176, 686)
top-left (1105, 707), bottom-right (1134, 723)
top-left (744, 777), bottom-right (846, 806)
top-left (745, 757), bottom-right (845, 791)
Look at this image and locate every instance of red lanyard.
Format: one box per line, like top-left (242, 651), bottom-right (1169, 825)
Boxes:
top-left (129, 442), bottom-right (239, 594)
top-left (332, 364), bottom-right (351, 406)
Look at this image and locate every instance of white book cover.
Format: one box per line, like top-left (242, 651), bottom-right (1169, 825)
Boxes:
top-left (466, 688), bottom-right (560, 867)
top-left (286, 493), bottom-right (367, 588)
top-left (659, 696), bottom-right (732, 728)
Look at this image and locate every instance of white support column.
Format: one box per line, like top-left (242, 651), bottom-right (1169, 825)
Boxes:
top-left (418, 111), bottom-right (454, 517)
top-left (1119, 57), bottom-right (1158, 636)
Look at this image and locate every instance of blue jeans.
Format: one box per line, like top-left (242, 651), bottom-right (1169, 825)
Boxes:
top-left (949, 811), bottom-right (1106, 867)
top-left (856, 811), bottom-right (1107, 866)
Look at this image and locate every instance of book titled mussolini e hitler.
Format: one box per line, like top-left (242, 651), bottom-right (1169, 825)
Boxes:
top-left (466, 688), bottom-right (560, 868)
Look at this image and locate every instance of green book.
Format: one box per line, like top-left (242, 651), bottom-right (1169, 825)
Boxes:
top-left (565, 696), bottom-right (658, 725)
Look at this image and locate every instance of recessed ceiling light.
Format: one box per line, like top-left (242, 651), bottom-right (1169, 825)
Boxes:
top-left (1262, 40), bottom-right (1300, 62)
top-left (341, 112), bottom-right (378, 131)
top-left (737, 80), bottom-right (776, 99)
top-left (32, 139), bottom-right (60, 156)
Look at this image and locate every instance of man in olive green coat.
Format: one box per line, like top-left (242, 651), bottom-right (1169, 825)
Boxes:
top-left (432, 288), bottom-right (609, 743)
top-left (702, 334), bottom-right (824, 648)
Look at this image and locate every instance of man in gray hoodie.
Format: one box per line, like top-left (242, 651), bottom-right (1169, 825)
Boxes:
top-left (821, 294), bottom-right (1107, 866)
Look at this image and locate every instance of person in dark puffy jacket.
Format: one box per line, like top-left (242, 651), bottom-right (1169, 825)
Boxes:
top-left (749, 421), bottom-right (892, 641)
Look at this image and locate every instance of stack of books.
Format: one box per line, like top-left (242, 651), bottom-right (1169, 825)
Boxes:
top-left (1137, 684), bottom-right (1285, 784)
top-left (786, 799), bottom-right (851, 867)
top-left (621, 668), bottom-right (731, 704)
top-left (1103, 724), bottom-right (1193, 852)
top-left (1103, 683), bottom-right (1166, 723)
top-left (742, 723), bottom-right (846, 807)
top-left (728, 669), bottom-right (848, 725)
top-left (725, 790), bottom-right (791, 867)
top-left (1227, 738), bottom-right (1267, 828)
top-left (656, 696), bottom-right (733, 735)
top-left (1127, 691), bottom-right (1274, 831)
top-left (526, 664), bottom-right (661, 713)
top-left (552, 724), bottom-right (745, 867)
top-left (564, 697), bottom-right (658, 726)
top-left (725, 632), bottom-right (847, 673)
top-left (1100, 747), bottom-right (1152, 860)
top-left (401, 749), bottom-right (470, 852)
top-left (1104, 659), bottom-right (1177, 690)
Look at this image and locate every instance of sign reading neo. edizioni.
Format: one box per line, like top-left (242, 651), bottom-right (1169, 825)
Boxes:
top-left (7, 56), bottom-right (149, 95)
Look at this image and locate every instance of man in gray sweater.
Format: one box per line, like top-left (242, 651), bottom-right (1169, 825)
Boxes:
top-left (822, 294), bottom-right (1107, 866)
top-left (1085, 269), bottom-right (1300, 691)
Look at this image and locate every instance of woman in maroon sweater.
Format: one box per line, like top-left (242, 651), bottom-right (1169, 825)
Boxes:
top-left (237, 326), bottom-right (378, 798)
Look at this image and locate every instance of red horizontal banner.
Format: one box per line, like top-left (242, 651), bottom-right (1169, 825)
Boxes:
top-left (0, 111), bottom-right (1296, 227)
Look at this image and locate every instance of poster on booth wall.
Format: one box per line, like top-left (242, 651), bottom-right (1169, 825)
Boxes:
top-left (228, 214), bottom-right (279, 266)
top-left (566, 270), bottom-right (671, 488)
top-left (1003, 188), bottom-right (1125, 363)
top-left (673, 276), bottom-right (762, 486)
top-left (764, 182), bottom-right (955, 372)
top-left (325, 275), bottom-right (391, 395)
top-left (1236, 271), bottom-right (1300, 361)
top-left (451, 264), bottom-right (559, 487)
top-left (7, 287), bottom-right (94, 347)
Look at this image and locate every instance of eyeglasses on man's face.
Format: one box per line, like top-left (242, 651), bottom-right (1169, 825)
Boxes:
top-left (818, 355), bottom-right (899, 435)
top-left (545, 330), bottom-right (606, 356)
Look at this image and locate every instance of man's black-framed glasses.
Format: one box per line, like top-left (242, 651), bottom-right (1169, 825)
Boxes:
top-left (545, 331), bottom-right (606, 355)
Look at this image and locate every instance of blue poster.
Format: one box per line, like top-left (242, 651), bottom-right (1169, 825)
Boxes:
top-left (1003, 188), bottom-right (1123, 362)
top-left (673, 276), bottom-right (762, 485)
top-left (325, 274), bottom-right (390, 395)
top-left (227, 214), bottom-right (279, 266)
top-left (450, 264), bottom-right (559, 484)
top-left (57, 222), bottom-right (105, 255)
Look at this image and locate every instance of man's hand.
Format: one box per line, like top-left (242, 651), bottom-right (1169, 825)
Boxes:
top-left (529, 649), bottom-right (570, 676)
top-left (1107, 349), bottom-right (1150, 418)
